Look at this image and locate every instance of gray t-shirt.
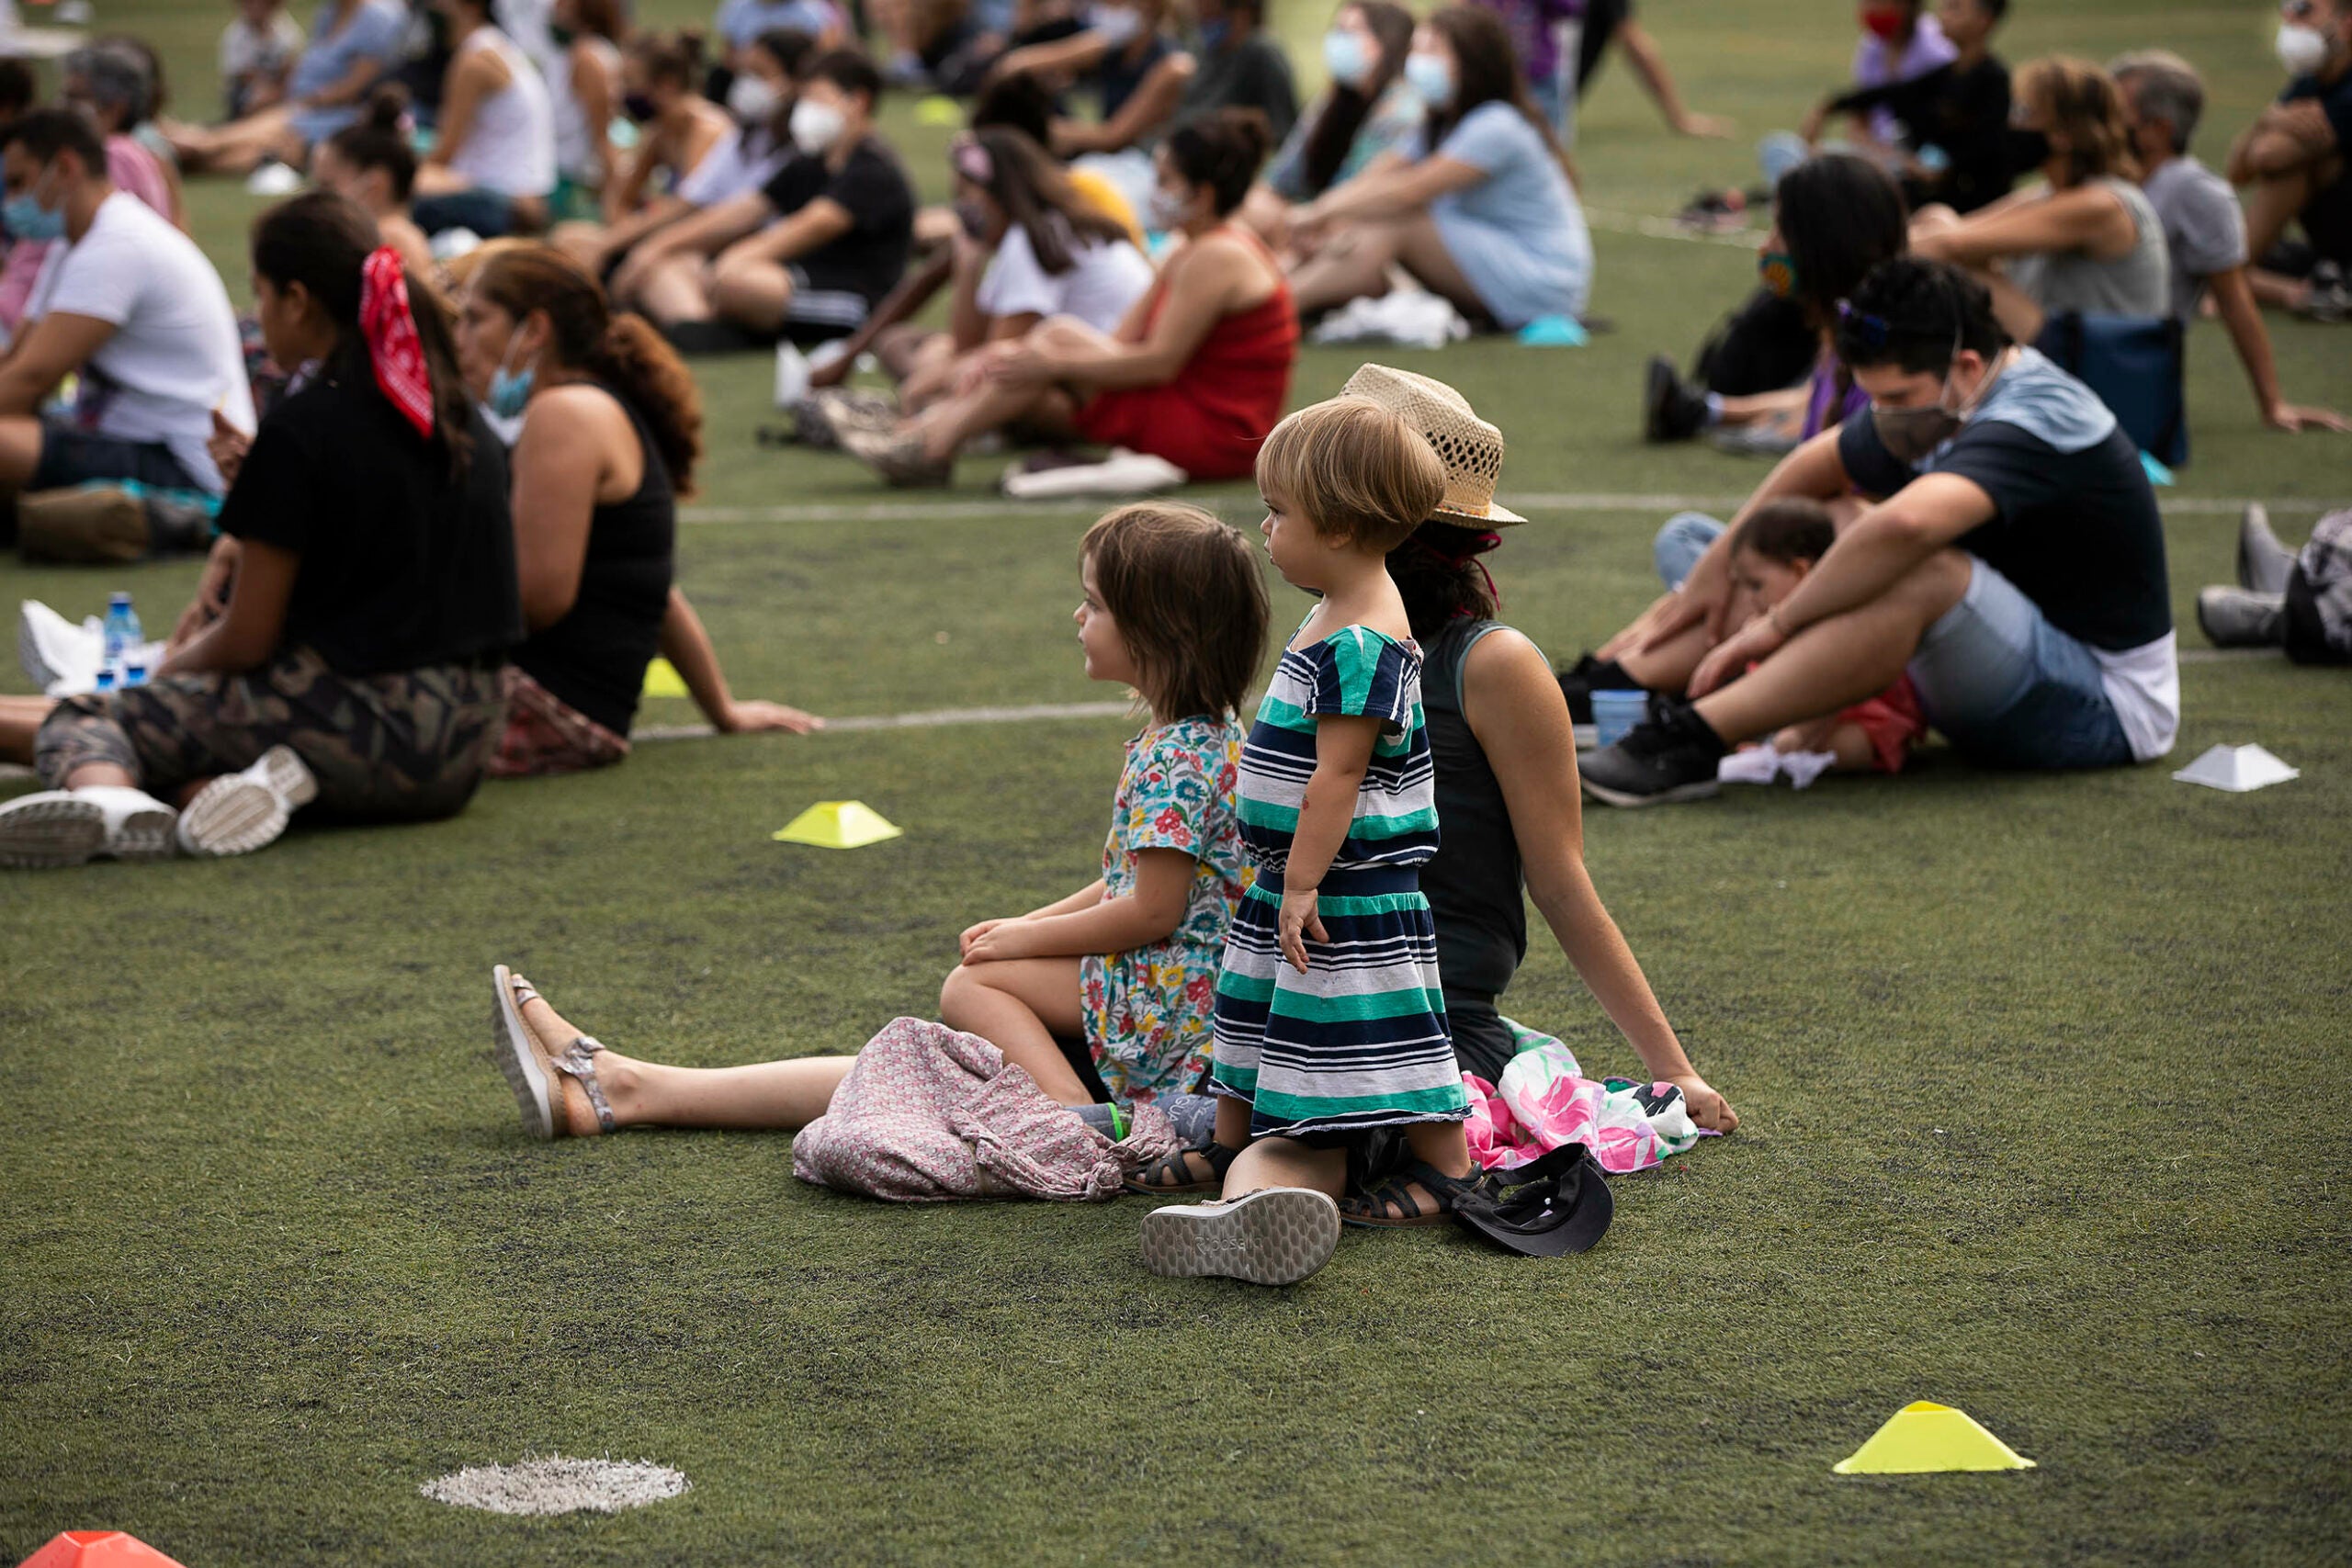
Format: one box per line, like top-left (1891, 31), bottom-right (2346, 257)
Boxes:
top-left (2007, 175), bottom-right (2171, 320)
top-left (2142, 154), bottom-right (2248, 321)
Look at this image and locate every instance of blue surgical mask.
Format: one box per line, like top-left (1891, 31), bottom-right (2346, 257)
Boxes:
top-left (3, 167), bottom-right (65, 243)
top-left (1404, 52), bottom-right (1453, 110)
top-left (486, 337), bottom-right (536, 420)
top-left (1322, 29), bottom-right (1372, 89)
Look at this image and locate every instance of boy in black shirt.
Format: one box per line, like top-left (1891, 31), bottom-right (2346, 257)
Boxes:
top-left (1581, 258), bottom-right (2177, 806)
top-left (1808, 0), bottom-right (2018, 214)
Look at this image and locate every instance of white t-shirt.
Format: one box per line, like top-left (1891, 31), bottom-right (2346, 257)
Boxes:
top-left (676, 130), bottom-right (788, 208)
top-left (975, 222), bottom-right (1153, 334)
top-left (31, 193), bottom-right (256, 494)
top-left (220, 11), bottom-right (305, 78)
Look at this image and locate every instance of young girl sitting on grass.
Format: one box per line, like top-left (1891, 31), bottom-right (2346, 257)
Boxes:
top-left (1137, 397), bottom-right (1476, 1288)
top-left (1726, 499), bottom-right (1926, 776)
top-left (487, 502), bottom-right (1272, 1139)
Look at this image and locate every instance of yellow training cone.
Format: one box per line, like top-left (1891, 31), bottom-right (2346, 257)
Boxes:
top-left (773, 800), bottom-right (903, 849)
top-left (640, 658), bottom-right (689, 698)
top-left (1833, 1402), bottom-right (2037, 1474)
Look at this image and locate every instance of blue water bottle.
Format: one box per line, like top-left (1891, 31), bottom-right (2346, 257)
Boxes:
top-left (102, 592), bottom-right (143, 688)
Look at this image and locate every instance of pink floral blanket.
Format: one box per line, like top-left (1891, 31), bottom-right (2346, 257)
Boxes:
top-left (1464, 1021), bottom-right (1717, 1177)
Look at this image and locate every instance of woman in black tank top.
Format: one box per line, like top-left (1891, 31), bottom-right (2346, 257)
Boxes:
top-left (456, 243), bottom-right (820, 775)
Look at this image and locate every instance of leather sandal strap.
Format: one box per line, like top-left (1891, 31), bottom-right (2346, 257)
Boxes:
top-left (550, 1035), bottom-right (615, 1133)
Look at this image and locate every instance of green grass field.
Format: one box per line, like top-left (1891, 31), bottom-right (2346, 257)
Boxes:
top-left (5, 2), bottom-right (2351, 1562)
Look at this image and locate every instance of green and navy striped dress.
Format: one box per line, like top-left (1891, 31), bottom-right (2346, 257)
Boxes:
top-left (1210, 622), bottom-right (1469, 1138)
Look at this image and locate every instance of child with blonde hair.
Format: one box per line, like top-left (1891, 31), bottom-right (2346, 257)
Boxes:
top-left (1137, 398), bottom-right (1478, 1286)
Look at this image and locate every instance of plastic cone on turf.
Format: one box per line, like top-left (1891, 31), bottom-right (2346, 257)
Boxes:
top-left (640, 657), bottom-right (688, 698)
top-left (1833, 1402), bottom-right (2037, 1474)
top-left (19, 1532), bottom-right (189, 1568)
top-left (772, 800), bottom-right (902, 849)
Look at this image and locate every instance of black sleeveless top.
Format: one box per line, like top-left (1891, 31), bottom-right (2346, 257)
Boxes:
top-left (511, 389), bottom-right (675, 738)
top-left (1420, 617), bottom-right (1529, 1082)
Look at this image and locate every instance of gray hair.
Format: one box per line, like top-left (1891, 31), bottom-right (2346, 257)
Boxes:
top-left (62, 40), bottom-right (153, 128)
top-left (2108, 49), bottom-right (2204, 154)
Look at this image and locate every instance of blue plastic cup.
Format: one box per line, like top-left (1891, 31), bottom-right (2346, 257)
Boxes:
top-left (1589, 689), bottom-right (1650, 749)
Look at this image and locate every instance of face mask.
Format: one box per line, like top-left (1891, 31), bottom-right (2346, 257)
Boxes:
top-left (3, 166), bottom-right (64, 243)
top-left (486, 336), bottom-right (536, 421)
top-left (953, 198), bottom-right (992, 241)
top-left (790, 98), bottom-right (847, 154)
top-left (2008, 127), bottom-right (2052, 168)
top-left (2277, 21), bottom-right (2335, 76)
top-left (1322, 28), bottom-right (1372, 89)
top-left (621, 91), bottom-right (658, 123)
top-left (1147, 184), bottom-right (1192, 231)
top-left (1871, 339), bottom-right (1979, 464)
top-left (1196, 17), bottom-right (1229, 51)
top-left (727, 73), bottom-right (780, 123)
top-left (548, 21), bottom-right (577, 47)
top-left (1404, 52), bottom-right (1453, 109)
top-left (1860, 4), bottom-right (1907, 42)
top-left (1087, 6), bottom-right (1142, 46)
top-left (1758, 249), bottom-right (1797, 299)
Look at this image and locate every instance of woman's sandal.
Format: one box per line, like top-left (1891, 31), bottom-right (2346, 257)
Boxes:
top-left (1123, 1139), bottom-right (1239, 1196)
top-left (1340, 1158), bottom-right (1490, 1229)
top-left (490, 964), bottom-right (616, 1141)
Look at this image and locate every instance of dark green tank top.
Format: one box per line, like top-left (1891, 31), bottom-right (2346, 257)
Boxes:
top-left (1419, 618), bottom-right (1529, 1080)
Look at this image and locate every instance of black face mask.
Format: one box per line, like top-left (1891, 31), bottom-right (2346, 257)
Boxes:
top-left (2007, 127), bottom-right (2051, 171)
top-left (952, 200), bottom-right (991, 242)
top-left (622, 91), bottom-right (659, 124)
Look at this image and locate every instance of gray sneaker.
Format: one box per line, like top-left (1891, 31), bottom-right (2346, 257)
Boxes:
top-left (2236, 503), bottom-right (2297, 595)
top-left (840, 424), bottom-right (953, 489)
top-left (2196, 585), bottom-right (2285, 648)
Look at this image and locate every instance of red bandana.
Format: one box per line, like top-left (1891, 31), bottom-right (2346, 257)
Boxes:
top-left (359, 246), bottom-right (435, 440)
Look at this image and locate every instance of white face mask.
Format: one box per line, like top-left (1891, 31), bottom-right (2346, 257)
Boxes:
top-left (1088, 5), bottom-right (1143, 46)
top-left (728, 73), bottom-right (781, 124)
top-left (2277, 20), bottom-right (2335, 76)
top-left (790, 98), bottom-right (847, 153)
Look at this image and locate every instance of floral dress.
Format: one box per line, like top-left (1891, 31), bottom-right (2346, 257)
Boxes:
top-left (1078, 716), bottom-right (1252, 1106)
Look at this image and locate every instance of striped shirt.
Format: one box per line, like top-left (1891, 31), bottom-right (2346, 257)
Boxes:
top-left (1236, 624), bottom-right (1439, 877)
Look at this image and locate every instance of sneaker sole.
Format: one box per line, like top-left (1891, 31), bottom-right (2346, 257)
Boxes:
top-left (0, 795), bottom-right (105, 868)
top-left (1139, 1188), bottom-right (1340, 1286)
top-left (104, 805), bottom-right (179, 863)
top-left (176, 776), bottom-right (288, 856)
top-left (1579, 775), bottom-right (1721, 808)
top-left (251, 745), bottom-right (320, 810)
top-left (490, 964), bottom-right (556, 1141)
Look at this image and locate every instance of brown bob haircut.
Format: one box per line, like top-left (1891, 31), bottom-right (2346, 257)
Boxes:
top-left (1080, 502), bottom-right (1271, 722)
top-left (1256, 397), bottom-right (1447, 552)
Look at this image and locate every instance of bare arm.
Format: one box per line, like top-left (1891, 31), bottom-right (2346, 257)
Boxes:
top-left (1615, 19), bottom-right (1730, 138)
top-left (1911, 184), bottom-right (2136, 267)
top-left (154, 537), bottom-right (297, 677)
top-left (295, 50), bottom-right (389, 112)
top-left (615, 189), bottom-right (774, 289)
top-left (718, 196), bottom-right (854, 268)
top-left (2227, 100), bottom-right (2336, 183)
top-left (1463, 630), bottom-right (1735, 1129)
top-left (0, 312), bottom-right (113, 416)
top-left (422, 48), bottom-right (504, 172)
top-left (1299, 152), bottom-right (1484, 227)
top-left (571, 43), bottom-right (619, 194)
top-left (945, 234), bottom-right (994, 351)
top-left (1018, 234), bottom-right (1254, 389)
top-left (1275, 713), bottom-right (1381, 972)
top-left (657, 584), bottom-right (820, 735)
top-left (993, 28), bottom-right (1114, 84)
top-left (965, 850), bottom-right (1195, 961)
top-left (506, 392), bottom-right (605, 630)
top-left (1055, 54), bottom-right (1195, 156)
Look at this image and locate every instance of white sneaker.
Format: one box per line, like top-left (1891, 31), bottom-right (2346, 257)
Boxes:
top-left (0, 790), bottom-right (106, 868)
top-left (18, 600), bottom-right (94, 693)
top-left (1138, 1186), bottom-right (1340, 1286)
top-left (176, 745), bottom-right (318, 858)
top-left (75, 784), bottom-right (180, 861)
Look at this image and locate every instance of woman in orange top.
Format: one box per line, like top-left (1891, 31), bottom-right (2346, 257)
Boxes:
top-left (837, 108), bottom-right (1298, 486)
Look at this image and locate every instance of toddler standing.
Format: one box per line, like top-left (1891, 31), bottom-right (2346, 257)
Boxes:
top-left (1140, 397), bottom-right (1476, 1287)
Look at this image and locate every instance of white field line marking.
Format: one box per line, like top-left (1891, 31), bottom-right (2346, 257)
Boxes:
top-left (681, 493), bottom-right (2324, 525)
top-left (635, 698), bottom-right (1133, 743)
top-left (1583, 206), bottom-right (1767, 250)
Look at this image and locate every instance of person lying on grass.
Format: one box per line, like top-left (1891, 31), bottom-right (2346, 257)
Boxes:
top-left (449, 242), bottom-right (820, 776)
top-left (488, 502), bottom-right (1272, 1136)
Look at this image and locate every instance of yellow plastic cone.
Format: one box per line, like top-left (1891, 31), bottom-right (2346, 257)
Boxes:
top-left (640, 658), bottom-right (689, 699)
top-left (772, 800), bottom-right (902, 849)
top-left (1833, 1402), bottom-right (2037, 1474)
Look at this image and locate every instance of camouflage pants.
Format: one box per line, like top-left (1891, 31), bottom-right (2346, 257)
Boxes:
top-left (35, 646), bottom-right (510, 823)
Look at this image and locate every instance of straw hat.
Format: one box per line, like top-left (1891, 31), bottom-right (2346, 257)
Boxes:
top-left (1339, 363), bottom-right (1524, 526)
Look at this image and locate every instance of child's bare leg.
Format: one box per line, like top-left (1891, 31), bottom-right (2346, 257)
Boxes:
top-left (515, 987), bottom-right (852, 1130)
top-left (1222, 1134), bottom-right (1346, 1200)
top-left (938, 956), bottom-right (1093, 1104)
top-left (1213, 1093), bottom-right (1251, 1150)
top-left (1404, 1120), bottom-right (1473, 1179)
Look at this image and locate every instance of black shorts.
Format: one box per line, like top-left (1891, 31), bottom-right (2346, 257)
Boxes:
top-left (2299, 169), bottom-right (2352, 267)
top-left (783, 258), bottom-right (876, 339)
top-left (29, 416), bottom-right (199, 493)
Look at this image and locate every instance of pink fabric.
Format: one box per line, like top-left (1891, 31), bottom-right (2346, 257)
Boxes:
top-left (791, 1017), bottom-right (1180, 1202)
top-left (1462, 1031), bottom-right (1710, 1176)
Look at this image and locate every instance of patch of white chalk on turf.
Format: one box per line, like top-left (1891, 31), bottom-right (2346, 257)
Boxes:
top-left (420, 1454), bottom-right (689, 1516)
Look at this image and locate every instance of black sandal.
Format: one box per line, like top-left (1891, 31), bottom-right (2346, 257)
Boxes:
top-left (1123, 1140), bottom-right (1238, 1196)
top-left (1340, 1159), bottom-right (1489, 1229)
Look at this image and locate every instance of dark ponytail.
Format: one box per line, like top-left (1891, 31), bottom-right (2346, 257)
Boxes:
top-left (1388, 522), bottom-right (1499, 642)
top-left (324, 84), bottom-right (418, 201)
top-left (250, 189), bottom-right (473, 476)
top-left (1164, 107), bottom-right (1274, 216)
top-left (473, 243), bottom-right (704, 495)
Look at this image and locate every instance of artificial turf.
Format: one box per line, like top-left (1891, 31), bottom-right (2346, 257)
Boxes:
top-left (5, 2), bottom-right (2351, 1562)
